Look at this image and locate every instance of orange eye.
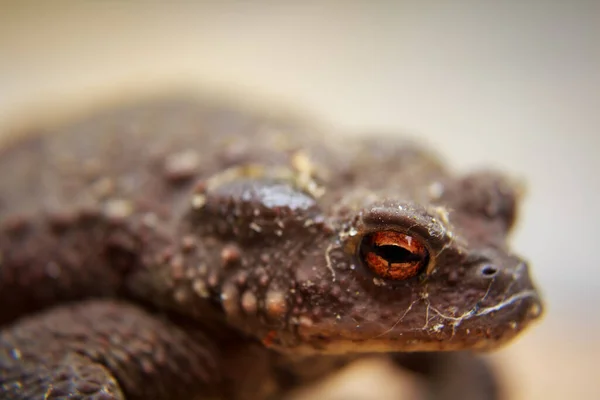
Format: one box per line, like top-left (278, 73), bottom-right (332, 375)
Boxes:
top-left (359, 230), bottom-right (429, 280)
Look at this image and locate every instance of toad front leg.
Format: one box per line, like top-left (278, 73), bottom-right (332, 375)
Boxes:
top-left (0, 301), bottom-right (222, 400)
top-left (392, 352), bottom-right (500, 400)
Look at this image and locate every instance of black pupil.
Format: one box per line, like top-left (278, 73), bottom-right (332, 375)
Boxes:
top-left (372, 245), bottom-right (422, 265)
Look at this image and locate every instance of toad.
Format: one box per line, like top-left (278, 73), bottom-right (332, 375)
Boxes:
top-left (0, 98), bottom-right (543, 399)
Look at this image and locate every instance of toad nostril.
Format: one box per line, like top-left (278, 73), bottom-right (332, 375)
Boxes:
top-left (479, 264), bottom-right (498, 278)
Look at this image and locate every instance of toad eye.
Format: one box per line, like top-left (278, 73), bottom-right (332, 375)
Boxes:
top-left (359, 230), bottom-right (429, 280)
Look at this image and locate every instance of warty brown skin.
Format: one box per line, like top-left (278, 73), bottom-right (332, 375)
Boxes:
top-left (0, 98), bottom-right (543, 399)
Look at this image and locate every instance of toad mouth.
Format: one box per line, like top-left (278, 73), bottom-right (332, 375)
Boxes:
top-left (291, 289), bottom-right (542, 355)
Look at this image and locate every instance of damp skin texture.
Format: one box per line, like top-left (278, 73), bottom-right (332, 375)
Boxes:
top-left (0, 98), bottom-right (543, 399)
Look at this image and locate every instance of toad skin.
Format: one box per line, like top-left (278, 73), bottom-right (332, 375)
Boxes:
top-left (0, 98), bottom-right (543, 399)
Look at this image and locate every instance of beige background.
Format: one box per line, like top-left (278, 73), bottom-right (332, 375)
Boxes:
top-left (1, 1), bottom-right (599, 399)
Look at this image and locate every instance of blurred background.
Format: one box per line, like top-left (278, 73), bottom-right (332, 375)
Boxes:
top-left (1, 1), bottom-right (598, 399)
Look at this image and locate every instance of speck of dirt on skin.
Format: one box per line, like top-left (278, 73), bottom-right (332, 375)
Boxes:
top-left (265, 290), bottom-right (288, 319)
top-left (192, 279), bottom-right (209, 298)
top-left (191, 194), bottom-right (207, 209)
top-left (241, 291), bottom-right (258, 315)
top-left (104, 199), bottom-right (134, 220)
top-left (372, 277), bottom-right (386, 286)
